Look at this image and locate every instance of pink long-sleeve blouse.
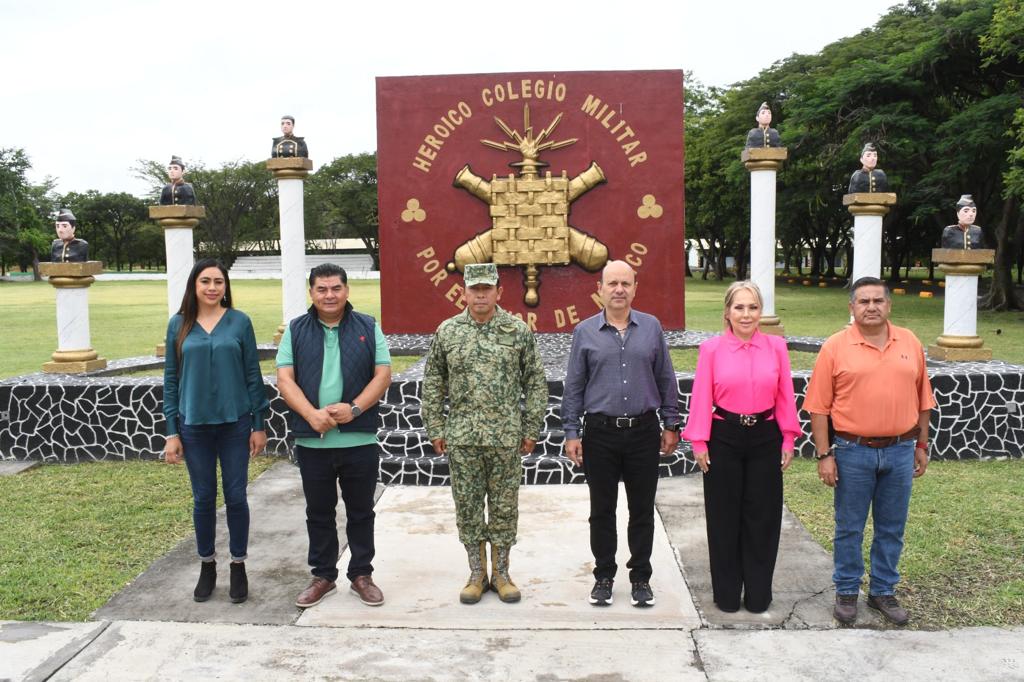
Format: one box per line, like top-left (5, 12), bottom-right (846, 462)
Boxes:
top-left (681, 329), bottom-right (802, 454)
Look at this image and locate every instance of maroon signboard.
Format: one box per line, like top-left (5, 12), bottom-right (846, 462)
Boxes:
top-left (377, 70), bottom-right (685, 333)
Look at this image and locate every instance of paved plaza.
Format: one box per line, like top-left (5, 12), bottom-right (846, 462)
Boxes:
top-left (2, 463), bottom-right (1022, 681)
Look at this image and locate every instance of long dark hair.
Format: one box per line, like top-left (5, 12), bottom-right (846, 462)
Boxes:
top-left (175, 258), bottom-right (233, 364)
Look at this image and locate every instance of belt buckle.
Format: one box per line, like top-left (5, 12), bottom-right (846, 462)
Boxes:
top-left (615, 416), bottom-right (634, 428)
top-left (739, 414), bottom-right (757, 427)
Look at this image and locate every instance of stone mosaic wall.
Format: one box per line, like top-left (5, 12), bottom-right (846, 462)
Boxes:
top-left (2, 336), bottom-right (1021, 485)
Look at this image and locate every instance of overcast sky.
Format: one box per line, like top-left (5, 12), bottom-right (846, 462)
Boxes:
top-left (2, 0), bottom-right (900, 196)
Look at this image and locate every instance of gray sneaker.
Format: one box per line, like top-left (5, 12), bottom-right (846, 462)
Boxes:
top-left (589, 578), bottom-right (613, 606)
top-left (834, 593), bottom-right (858, 624)
top-left (867, 594), bottom-right (909, 625)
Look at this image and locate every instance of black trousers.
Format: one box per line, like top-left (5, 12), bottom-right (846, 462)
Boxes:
top-left (703, 418), bottom-right (783, 612)
top-left (582, 419), bottom-right (661, 583)
top-left (296, 444), bottom-right (379, 582)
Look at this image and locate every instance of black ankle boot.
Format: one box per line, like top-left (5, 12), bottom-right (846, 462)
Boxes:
top-left (229, 562), bottom-right (248, 603)
top-left (194, 560), bottom-right (216, 602)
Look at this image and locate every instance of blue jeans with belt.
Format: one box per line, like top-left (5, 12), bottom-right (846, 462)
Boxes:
top-left (832, 436), bottom-right (915, 596)
top-left (180, 415), bottom-right (252, 561)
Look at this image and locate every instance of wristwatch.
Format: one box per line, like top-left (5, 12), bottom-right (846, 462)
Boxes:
top-left (663, 422), bottom-right (680, 432)
top-left (351, 403), bottom-right (363, 418)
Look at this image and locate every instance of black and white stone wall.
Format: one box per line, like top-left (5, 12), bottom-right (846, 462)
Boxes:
top-left (1, 335), bottom-right (1021, 484)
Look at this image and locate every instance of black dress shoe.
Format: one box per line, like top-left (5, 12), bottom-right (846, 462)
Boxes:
top-left (194, 560), bottom-right (216, 602)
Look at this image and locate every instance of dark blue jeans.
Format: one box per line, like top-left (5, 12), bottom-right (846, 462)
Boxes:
top-left (180, 415), bottom-right (251, 561)
top-left (295, 444), bottom-right (379, 582)
top-left (832, 436), bottom-right (915, 596)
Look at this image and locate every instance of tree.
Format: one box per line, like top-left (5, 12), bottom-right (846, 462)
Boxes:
top-left (307, 153), bottom-right (380, 269)
top-left (0, 148), bottom-right (51, 279)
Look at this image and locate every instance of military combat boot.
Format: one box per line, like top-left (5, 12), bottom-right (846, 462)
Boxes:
top-left (489, 544), bottom-right (521, 603)
top-left (460, 542), bottom-right (489, 604)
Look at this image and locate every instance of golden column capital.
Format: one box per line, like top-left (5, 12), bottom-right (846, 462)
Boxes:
top-left (844, 192), bottom-right (897, 217)
top-left (741, 147), bottom-right (788, 172)
top-left (267, 157), bottom-right (313, 180)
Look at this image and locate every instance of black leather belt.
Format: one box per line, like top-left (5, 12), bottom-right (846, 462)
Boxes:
top-left (713, 405), bottom-right (774, 427)
top-left (585, 411), bottom-right (658, 429)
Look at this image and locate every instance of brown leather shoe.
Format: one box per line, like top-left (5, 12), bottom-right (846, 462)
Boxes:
top-left (834, 593), bottom-right (858, 624)
top-left (295, 577), bottom-right (336, 608)
top-left (867, 594), bottom-right (909, 626)
top-left (350, 575), bottom-right (384, 606)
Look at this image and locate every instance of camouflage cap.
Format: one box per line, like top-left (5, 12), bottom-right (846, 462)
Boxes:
top-left (464, 262), bottom-right (499, 287)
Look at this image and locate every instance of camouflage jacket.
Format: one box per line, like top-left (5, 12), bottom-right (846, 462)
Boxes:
top-left (422, 306), bottom-right (547, 447)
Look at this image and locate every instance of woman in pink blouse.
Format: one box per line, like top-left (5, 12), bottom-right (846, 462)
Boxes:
top-left (682, 281), bottom-right (801, 613)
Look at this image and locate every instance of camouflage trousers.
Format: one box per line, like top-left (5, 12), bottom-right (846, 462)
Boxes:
top-left (447, 447), bottom-right (522, 546)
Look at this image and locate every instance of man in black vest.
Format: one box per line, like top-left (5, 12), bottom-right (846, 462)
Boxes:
top-left (276, 263), bottom-right (392, 609)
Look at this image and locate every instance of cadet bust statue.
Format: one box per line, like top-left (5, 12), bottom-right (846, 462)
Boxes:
top-left (159, 156), bottom-right (197, 206)
top-left (745, 102), bottom-right (781, 149)
top-left (848, 143), bottom-right (889, 193)
top-left (940, 195), bottom-right (986, 250)
top-left (271, 115), bottom-right (308, 158)
top-left (49, 208), bottom-right (89, 262)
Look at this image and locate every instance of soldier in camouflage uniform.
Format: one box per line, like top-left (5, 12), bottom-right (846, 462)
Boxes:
top-left (421, 263), bottom-right (547, 604)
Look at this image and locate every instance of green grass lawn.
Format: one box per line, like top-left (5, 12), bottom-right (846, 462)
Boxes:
top-left (1, 457), bottom-right (1020, 625)
top-left (2, 277), bottom-right (1022, 378)
top-left (784, 458), bottom-right (1024, 628)
top-left (0, 457), bottom-right (276, 621)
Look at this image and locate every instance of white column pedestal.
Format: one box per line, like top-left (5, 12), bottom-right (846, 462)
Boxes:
top-left (164, 227), bottom-right (195, 319)
top-left (38, 261), bottom-right (107, 373)
top-left (851, 214), bottom-right (883, 282)
top-left (278, 177), bottom-right (308, 335)
top-left (149, 205), bottom-right (205, 356)
top-left (928, 249), bottom-right (994, 361)
top-left (267, 157), bottom-right (313, 344)
top-left (742, 147), bottom-right (787, 334)
top-left (844, 192), bottom-right (896, 284)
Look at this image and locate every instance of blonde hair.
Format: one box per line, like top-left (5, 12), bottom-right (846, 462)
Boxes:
top-left (722, 280), bottom-right (764, 331)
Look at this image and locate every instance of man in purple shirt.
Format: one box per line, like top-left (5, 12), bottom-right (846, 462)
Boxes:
top-left (562, 259), bottom-right (680, 608)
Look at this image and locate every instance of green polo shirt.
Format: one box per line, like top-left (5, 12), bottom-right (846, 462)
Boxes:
top-left (276, 319), bottom-right (390, 449)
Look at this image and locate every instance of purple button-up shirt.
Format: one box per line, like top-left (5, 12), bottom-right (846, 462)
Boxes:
top-left (562, 309), bottom-right (679, 439)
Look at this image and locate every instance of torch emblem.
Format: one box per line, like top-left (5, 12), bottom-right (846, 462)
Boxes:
top-left (449, 104), bottom-right (609, 306)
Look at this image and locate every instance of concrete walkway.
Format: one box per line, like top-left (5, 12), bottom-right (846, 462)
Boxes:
top-left (2, 462), bottom-right (1022, 681)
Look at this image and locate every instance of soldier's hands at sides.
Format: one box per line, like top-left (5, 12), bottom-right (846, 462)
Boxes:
top-left (308, 408), bottom-right (337, 433)
top-left (818, 456), bottom-right (838, 487)
top-left (519, 438), bottom-right (537, 456)
top-left (164, 436), bottom-right (183, 464)
top-left (564, 438), bottom-right (583, 467)
top-left (431, 438), bottom-right (447, 455)
top-left (660, 429), bottom-right (680, 456)
top-left (913, 447), bottom-right (929, 478)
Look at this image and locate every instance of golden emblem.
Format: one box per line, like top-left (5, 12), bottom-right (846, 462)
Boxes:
top-left (449, 104), bottom-right (609, 306)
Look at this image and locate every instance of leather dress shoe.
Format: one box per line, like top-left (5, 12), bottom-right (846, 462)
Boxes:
top-left (295, 577), bottom-right (336, 608)
top-left (350, 575), bottom-right (384, 606)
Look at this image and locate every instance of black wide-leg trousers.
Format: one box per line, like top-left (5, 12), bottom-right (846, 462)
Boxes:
top-left (702, 418), bottom-right (783, 612)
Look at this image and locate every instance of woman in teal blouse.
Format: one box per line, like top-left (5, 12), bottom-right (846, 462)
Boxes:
top-left (163, 258), bottom-right (269, 604)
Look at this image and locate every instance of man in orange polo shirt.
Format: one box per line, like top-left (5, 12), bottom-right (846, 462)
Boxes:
top-left (803, 277), bottom-right (936, 626)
